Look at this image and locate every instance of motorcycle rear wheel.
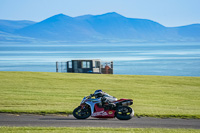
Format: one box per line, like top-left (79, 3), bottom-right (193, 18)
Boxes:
top-left (73, 106), bottom-right (91, 119)
top-left (116, 106), bottom-right (134, 120)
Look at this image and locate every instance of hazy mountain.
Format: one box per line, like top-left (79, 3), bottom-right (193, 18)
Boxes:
top-left (0, 19), bottom-right (36, 33)
top-left (15, 14), bottom-right (99, 41)
top-left (0, 31), bottom-right (36, 43)
top-left (75, 14), bottom-right (94, 20)
top-left (176, 24), bottom-right (200, 38)
top-left (0, 12), bottom-right (199, 42)
top-left (86, 12), bottom-right (169, 40)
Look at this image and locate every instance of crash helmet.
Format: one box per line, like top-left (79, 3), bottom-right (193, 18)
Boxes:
top-left (94, 90), bottom-right (103, 98)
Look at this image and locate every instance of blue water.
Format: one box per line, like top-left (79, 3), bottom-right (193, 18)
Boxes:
top-left (0, 42), bottom-right (200, 76)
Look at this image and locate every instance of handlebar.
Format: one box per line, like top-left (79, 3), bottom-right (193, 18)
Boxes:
top-left (86, 94), bottom-right (94, 99)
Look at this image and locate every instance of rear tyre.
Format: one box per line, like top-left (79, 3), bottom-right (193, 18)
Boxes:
top-left (116, 106), bottom-right (134, 120)
top-left (73, 106), bottom-right (91, 119)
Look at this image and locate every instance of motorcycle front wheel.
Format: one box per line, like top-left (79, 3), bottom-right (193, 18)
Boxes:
top-left (116, 106), bottom-right (134, 120)
top-left (73, 106), bottom-right (91, 119)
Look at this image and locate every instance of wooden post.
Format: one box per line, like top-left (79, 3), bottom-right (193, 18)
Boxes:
top-left (111, 61), bottom-right (113, 69)
top-left (66, 62), bottom-right (68, 72)
top-left (56, 62), bottom-right (58, 72)
top-left (111, 61), bottom-right (113, 74)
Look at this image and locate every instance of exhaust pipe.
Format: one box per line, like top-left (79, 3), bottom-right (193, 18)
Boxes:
top-left (121, 100), bottom-right (133, 106)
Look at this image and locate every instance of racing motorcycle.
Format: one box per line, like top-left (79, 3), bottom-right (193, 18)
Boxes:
top-left (73, 95), bottom-right (134, 120)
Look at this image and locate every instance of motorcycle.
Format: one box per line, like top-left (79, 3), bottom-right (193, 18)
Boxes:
top-left (73, 95), bottom-right (134, 120)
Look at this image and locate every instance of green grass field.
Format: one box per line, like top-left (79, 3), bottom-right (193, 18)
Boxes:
top-left (0, 71), bottom-right (200, 118)
top-left (0, 127), bottom-right (200, 133)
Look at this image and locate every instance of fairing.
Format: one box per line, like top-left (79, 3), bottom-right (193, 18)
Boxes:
top-left (79, 97), bottom-right (133, 119)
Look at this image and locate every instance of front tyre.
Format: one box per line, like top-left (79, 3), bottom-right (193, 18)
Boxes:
top-left (73, 106), bottom-right (91, 119)
top-left (116, 106), bottom-right (134, 120)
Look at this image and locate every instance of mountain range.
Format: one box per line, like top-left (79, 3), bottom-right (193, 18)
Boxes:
top-left (0, 12), bottom-right (200, 43)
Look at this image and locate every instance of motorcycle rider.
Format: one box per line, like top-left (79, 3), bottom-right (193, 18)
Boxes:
top-left (89, 90), bottom-right (117, 108)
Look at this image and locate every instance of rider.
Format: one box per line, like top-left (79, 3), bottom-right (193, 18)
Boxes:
top-left (90, 90), bottom-right (117, 108)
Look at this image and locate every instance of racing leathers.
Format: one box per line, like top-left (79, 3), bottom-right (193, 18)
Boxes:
top-left (90, 90), bottom-right (117, 108)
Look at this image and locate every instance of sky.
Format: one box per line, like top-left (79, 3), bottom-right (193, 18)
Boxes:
top-left (0, 0), bottom-right (200, 27)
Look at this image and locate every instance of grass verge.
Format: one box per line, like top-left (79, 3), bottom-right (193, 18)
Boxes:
top-left (0, 127), bottom-right (200, 133)
top-left (0, 71), bottom-right (200, 119)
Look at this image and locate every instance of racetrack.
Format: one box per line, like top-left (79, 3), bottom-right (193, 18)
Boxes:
top-left (0, 113), bottom-right (200, 129)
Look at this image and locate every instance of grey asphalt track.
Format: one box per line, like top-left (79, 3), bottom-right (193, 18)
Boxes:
top-left (0, 113), bottom-right (200, 129)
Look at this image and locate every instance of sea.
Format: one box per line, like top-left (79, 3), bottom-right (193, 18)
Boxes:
top-left (0, 42), bottom-right (200, 76)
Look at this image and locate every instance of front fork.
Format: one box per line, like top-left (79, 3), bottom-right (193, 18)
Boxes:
top-left (80, 104), bottom-right (90, 111)
top-left (80, 104), bottom-right (85, 109)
